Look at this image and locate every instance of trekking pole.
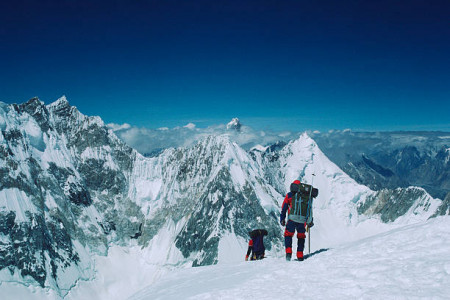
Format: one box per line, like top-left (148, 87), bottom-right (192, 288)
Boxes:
top-left (308, 226), bottom-right (311, 255)
top-left (307, 172), bottom-right (315, 255)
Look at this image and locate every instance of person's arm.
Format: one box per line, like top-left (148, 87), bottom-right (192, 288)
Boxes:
top-left (280, 193), bottom-right (291, 225)
top-left (245, 240), bottom-right (253, 260)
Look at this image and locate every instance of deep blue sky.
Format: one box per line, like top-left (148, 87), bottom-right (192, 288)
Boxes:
top-left (1, 0), bottom-right (449, 132)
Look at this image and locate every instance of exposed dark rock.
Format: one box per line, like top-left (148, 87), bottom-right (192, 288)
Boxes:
top-left (19, 98), bottom-right (51, 132)
top-left (361, 155), bottom-right (395, 177)
top-left (357, 188), bottom-right (429, 223)
top-left (0, 212), bottom-right (80, 288)
top-left (311, 131), bottom-right (450, 199)
top-left (66, 182), bottom-right (92, 206)
top-left (431, 192), bottom-right (450, 217)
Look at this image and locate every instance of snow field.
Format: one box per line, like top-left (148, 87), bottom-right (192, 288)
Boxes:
top-left (130, 217), bottom-right (450, 300)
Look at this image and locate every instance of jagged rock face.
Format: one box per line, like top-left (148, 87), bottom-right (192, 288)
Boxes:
top-left (0, 211), bottom-right (79, 288)
top-left (0, 98), bottom-right (283, 294)
top-left (432, 192), bottom-right (450, 217)
top-left (174, 161), bottom-right (280, 266)
top-left (134, 135), bottom-right (283, 266)
top-left (357, 187), bottom-right (437, 222)
top-left (340, 155), bottom-right (408, 191)
top-left (0, 97), bottom-right (142, 293)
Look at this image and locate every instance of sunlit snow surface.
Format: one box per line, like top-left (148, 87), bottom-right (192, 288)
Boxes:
top-left (129, 216), bottom-right (450, 300)
top-left (2, 217), bottom-right (449, 299)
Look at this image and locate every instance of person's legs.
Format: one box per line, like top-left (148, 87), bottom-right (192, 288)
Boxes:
top-left (284, 220), bottom-right (295, 260)
top-left (295, 222), bottom-right (306, 260)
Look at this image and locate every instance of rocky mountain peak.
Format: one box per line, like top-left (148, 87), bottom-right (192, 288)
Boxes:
top-left (48, 95), bottom-right (69, 109)
top-left (226, 118), bottom-right (241, 132)
top-left (23, 96), bottom-right (44, 107)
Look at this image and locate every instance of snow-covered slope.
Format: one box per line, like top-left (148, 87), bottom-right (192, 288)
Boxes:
top-left (251, 133), bottom-right (444, 250)
top-left (129, 216), bottom-right (450, 300)
top-left (2, 214), bottom-right (449, 300)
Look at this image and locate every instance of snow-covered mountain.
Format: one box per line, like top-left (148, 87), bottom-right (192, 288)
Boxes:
top-left (0, 98), bottom-right (282, 297)
top-left (110, 121), bottom-right (450, 199)
top-left (129, 134), bottom-right (283, 267)
top-left (226, 118), bottom-right (241, 132)
top-left (250, 133), bottom-right (446, 249)
top-left (0, 97), bottom-right (448, 299)
top-left (0, 97), bottom-right (140, 295)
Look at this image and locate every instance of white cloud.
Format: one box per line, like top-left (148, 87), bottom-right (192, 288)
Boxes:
top-left (183, 123), bottom-right (196, 130)
top-left (278, 131), bottom-right (292, 138)
top-left (110, 120), bottom-right (302, 155)
top-left (107, 123), bottom-right (131, 131)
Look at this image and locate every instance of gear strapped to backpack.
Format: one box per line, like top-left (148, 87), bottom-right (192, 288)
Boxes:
top-left (289, 182), bottom-right (318, 223)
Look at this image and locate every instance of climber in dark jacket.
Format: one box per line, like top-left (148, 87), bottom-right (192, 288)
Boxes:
top-left (245, 229), bottom-right (268, 261)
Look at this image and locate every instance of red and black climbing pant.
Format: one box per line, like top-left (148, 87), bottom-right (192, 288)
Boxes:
top-left (284, 220), bottom-right (306, 259)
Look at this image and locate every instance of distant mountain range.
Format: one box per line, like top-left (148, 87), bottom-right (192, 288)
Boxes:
top-left (310, 130), bottom-right (450, 199)
top-left (0, 97), bottom-right (448, 298)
